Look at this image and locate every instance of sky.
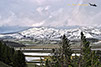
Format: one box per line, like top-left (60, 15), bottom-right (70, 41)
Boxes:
top-left (0, 0), bottom-right (101, 28)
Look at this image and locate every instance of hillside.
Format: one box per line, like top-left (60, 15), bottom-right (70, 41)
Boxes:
top-left (0, 26), bottom-right (101, 40)
top-left (0, 61), bottom-right (10, 67)
top-left (0, 26), bottom-right (101, 45)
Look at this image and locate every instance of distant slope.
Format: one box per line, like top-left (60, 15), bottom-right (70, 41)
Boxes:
top-left (0, 26), bottom-right (101, 40)
top-left (0, 61), bottom-right (10, 67)
top-left (3, 41), bottom-right (26, 47)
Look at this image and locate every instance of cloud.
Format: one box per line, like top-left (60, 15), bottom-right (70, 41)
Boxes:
top-left (44, 6), bottom-right (50, 10)
top-left (50, 8), bottom-right (64, 17)
top-left (36, 5), bottom-right (50, 15)
top-left (0, 11), bottom-right (42, 27)
top-left (32, 21), bottom-right (45, 27)
top-left (35, 0), bottom-right (46, 5)
top-left (66, 0), bottom-right (101, 26)
top-left (49, 15), bottom-right (52, 18)
top-left (33, 0), bottom-right (62, 5)
top-left (0, 11), bottom-right (16, 26)
top-left (36, 7), bottom-right (44, 14)
top-left (0, 0), bottom-right (101, 28)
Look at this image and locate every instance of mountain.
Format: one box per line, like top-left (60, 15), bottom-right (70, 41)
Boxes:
top-left (0, 26), bottom-right (101, 41)
top-left (0, 26), bottom-right (29, 33)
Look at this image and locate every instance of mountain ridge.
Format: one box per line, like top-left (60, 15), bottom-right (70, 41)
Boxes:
top-left (0, 26), bottom-right (101, 41)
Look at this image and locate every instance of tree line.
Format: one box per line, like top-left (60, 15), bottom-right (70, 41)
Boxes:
top-left (0, 41), bottom-right (26, 67)
top-left (44, 32), bottom-right (101, 67)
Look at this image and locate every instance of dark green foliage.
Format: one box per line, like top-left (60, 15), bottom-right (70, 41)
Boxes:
top-left (91, 51), bottom-right (99, 67)
top-left (79, 32), bottom-right (91, 67)
top-left (45, 59), bottom-right (50, 67)
top-left (0, 41), bottom-right (27, 67)
top-left (0, 41), bottom-right (3, 61)
top-left (13, 50), bottom-right (26, 67)
top-left (0, 61), bottom-right (10, 67)
top-left (45, 32), bottom-right (101, 67)
top-left (79, 32), bottom-right (101, 67)
top-left (61, 35), bottom-right (73, 66)
top-left (0, 41), bottom-right (15, 65)
top-left (62, 35), bottom-right (72, 58)
top-left (3, 46), bottom-right (11, 64)
top-left (45, 35), bottom-right (73, 67)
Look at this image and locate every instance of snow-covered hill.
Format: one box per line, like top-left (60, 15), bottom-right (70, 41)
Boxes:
top-left (0, 27), bottom-right (101, 40)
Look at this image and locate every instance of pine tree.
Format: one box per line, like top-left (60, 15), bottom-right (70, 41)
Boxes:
top-left (9, 48), bottom-right (15, 65)
top-left (61, 35), bottom-right (73, 66)
top-left (79, 32), bottom-right (91, 67)
top-left (45, 35), bottom-right (73, 67)
top-left (91, 50), bottom-right (101, 67)
top-left (13, 50), bottom-right (27, 67)
top-left (45, 32), bottom-right (101, 67)
top-left (0, 41), bottom-right (3, 61)
top-left (3, 45), bottom-right (11, 64)
top-left (1, 43), bottom-right (7, 62)
top-left (0, 41), bottom-right (27, 67)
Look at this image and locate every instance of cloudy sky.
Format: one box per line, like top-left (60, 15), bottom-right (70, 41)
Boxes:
top-left (0, 0), bottom-right (101, 28)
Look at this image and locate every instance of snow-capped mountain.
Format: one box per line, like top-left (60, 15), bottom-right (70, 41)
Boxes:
top-left (0, 26), bottom-right (101, 40)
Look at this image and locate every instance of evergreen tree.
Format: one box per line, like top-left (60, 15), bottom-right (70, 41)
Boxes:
top-left (79, 32), bottom-right (91, 67)
top-left (9, 48), bottom-right (15, 65)
top-left (1, 43), bottom-right (7, 62)
top-left (13, 50), bottom-right (27, 67)
top-left (3, 45), bottom-right (11, 64)
top-left (45, 32), bottom-right (101, 67)
top-left (91, 50), bottom-right (101, 67)
top-left (61, 35), bottom-right (73, 66)
top-left (79, 32), bottom-right (101, 67)
top-left (45, 35), bottom-right (73, 67)
top-left (0, 41), bottom-right (3, 61)
top-left (0, 41), bottom-right (26, 67)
